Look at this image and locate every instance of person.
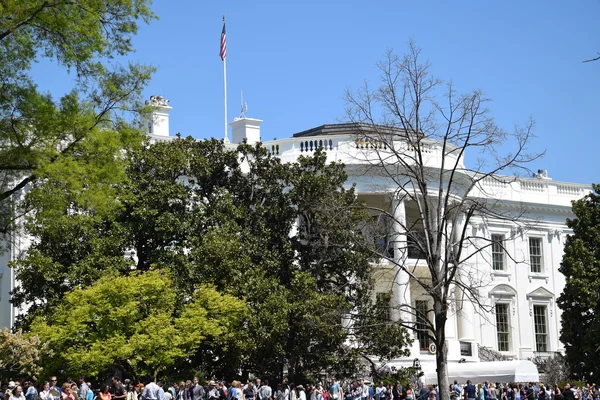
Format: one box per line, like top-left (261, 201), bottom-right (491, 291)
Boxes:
top-left (40, 382), bottom-right (51, 400)
top-left (315, 386), bottom-right (323, 400)
top-left (359, 382), bottom-right (369, 400)
top-left (392, 383), bottom-right (401, 400)
top-left (417, 386), bottom-right (428, 400)
top-left (78, 378), bottom-right (90, 400)
top-left (126, 384), bottom-right (138, 400)
top-left (450, 386), bottom-right (458, 400)
top-left (208, 382), bottom-right (219, 400)
top-left (100, 387), bottom-right (112, 400)
top-left (235, 383), bottom-right (243, 400)
top-left (482, 383), bottom-right (489, 400)
top-left (563, 385), bottom-right (576, 400)
top-left (453, 382), bottom-right (462, 398)
top-left (298, 387), bottom-right (306, 400)
top-left (135, 384), bottom-right (144, 400)
top-left (244, 384), bottom-right (256, 400)
top-left (190, 379), bottom-right (204, 400)
top-left (330, 380), bottom-right (341, 400)
top-left (71, 384), bottom-right (80, 400)
top-left (164, 388), bottom-right (173, 400)
top-left (62, 384), bottom-right (76, 400)
top-left (50, 378), bottom-right (62, 396)
top-left (176, 383), bottom-right (186, 400)
top-left (428, 387), bottom-right (436, 400)
top-left (9, 386), bottom-right (25, 400)
top-left (112, 378), bottom-right (127, 400)
top-left (143, 381), bottom-right (162, 400)
top-left (157, 383), bottom-right (166, 400)
top-left (375, 384), bottom-right (385, 400)
top-left (405, 384), bottom-right (414, 400)
top-left (488, 384), bottom-right (497, 400)
top-left (259, 380), bottom-right (272, 400)
top-left (24, 382), bottom-right (37, 400)
top-left (464, 380), bottom-right (476, 400)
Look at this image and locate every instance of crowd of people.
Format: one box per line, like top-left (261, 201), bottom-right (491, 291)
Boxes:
top-left (450, 381), bottom-right (600, 400)
top-left (0, 376), bottom-right (597, 400)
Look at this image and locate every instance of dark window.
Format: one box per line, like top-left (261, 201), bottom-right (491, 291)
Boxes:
top-left (376, 292), bottom-right (392, 322)
top-left (460, 341), bottom-right (472, 357)
top-left (495, 303), bottom-right (510, 351)
top-left (491, 234), bottom-right (505, 271)
top-left (529, 238), bottom-right (543, 273)
top-left (415, 300), bottom-right (431, 350)
top-left (533, 305), bottom-right (548, 352)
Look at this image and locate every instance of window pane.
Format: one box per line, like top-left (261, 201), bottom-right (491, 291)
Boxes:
top-left (495, 303), bottom-right (510, 352)
top-left (376, 292), bottom-right (391, 322)
top-left (533, 305), bottom-right (548, 352)
top-left (529, 238), bottom-right (543, 273)
top-left (415, 300), bottom-right (431, 350)
top-left (492, 234), bottom-right (505, 271)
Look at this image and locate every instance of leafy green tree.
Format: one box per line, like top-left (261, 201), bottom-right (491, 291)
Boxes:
top-left (16, 138), bottom-right (411, 381)
top-left (29, 270), bottom-right (247, 381)
top-left (0, 0), bottom-right (155, 236)
top-left (557, 184), bottom-right (600, 382)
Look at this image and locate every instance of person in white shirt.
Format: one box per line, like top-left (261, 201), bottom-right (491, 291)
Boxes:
top-left (297, 387), bottom-right (306, 400)
top-left (375, 384), bottom-right (385, 400)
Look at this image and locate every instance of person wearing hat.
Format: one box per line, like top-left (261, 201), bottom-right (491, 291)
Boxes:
top-left (207, 383), bottom-right (218, 400)
top-left (5, 382), bottom-right (16, 400)
top-left (297, 387), bottom-right (306, 400)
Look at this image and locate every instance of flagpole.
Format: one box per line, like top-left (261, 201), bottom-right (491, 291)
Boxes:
top-left (222, 15), bottom-right (229, 143)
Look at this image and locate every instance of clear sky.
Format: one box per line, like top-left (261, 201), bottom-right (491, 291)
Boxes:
top-left (31, 1), bottom-right (599, 184)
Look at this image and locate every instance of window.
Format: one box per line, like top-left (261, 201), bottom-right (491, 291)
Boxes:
top-left (368, 215), bottom-right (393, 259)
top-left (460, 341), bottom-right (472, 356)
top-left (495, 303), bottom-right (510, 352)
top-left (491, 234), bottom-right (505, 271)
top-left (407, 230), bottom-right (426, 259)
top-left (147, 121), bottom-right (153, 134)
top-left (415, 300), bottom-right (431, 350)
top-left (376, 292), bottom-right (392, 322)
top-left (529, 237), bottom-right (543, 273)
top-left (533, 305), bottom-right (548, 352)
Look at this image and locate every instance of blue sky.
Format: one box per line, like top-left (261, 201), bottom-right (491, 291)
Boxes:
top-left (32, 1), bottom-right (599, 184)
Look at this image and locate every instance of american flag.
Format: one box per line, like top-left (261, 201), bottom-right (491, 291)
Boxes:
top-left (220, 20), bottom-right (227, 61)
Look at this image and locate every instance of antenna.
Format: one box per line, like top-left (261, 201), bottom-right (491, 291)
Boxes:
top-left (238, 89), bottom-right (248, 119)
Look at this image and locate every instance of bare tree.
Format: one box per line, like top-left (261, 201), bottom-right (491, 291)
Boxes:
top-left (344, 41), bottom-right (543, 399)
top-left (583, 52), bottom-right (600, 63)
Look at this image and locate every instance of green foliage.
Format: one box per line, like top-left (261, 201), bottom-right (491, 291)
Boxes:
top-left (557, 184), bottom-right (600, 382)
top-left (29, 271), bottom-right (246, 381)
top-left (17, 139), bottom-right (411, 380)
top-left (0, 0), bottom-right (155, 237)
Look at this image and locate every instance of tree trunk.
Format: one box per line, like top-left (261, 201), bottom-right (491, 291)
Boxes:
top-left (435, 311), bottom-right (450, 400)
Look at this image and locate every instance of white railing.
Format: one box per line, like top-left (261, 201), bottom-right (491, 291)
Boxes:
top-left (557, 184), bottom-right (584, 196)
top-left (521, 180), bottom-right (547, 192)
top-left (482, 176), bottom-right (509, 188)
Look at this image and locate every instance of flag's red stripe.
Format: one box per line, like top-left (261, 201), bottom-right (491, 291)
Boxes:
top-left (220, 25), bottom-right (227, 61)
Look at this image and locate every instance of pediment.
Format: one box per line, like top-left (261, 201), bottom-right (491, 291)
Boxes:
top-left (489, 284), bottom-right (517, 298)
top-left (526, 286), bottom-right (554, 299)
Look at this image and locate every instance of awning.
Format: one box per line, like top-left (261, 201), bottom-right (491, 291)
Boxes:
top-left (423, 360), bottom-right (539, 384)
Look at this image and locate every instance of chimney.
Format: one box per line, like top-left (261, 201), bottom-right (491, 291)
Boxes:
top-left (143, 95), bottom-right (172, 137)
top-left (230, 117), bottom-right (262, 145)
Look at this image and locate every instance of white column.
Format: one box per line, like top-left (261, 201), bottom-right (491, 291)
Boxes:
top-left (391, 195), bottom-right (411, 323)
top-left (456, 214), bottom-right (475, 342)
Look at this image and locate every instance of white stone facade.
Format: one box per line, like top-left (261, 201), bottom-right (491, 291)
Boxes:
top-left (0, 101), bottom-right (590, 373)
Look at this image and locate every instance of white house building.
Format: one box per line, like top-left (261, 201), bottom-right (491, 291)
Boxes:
top-left (0, 97), bottom-right (591, 374)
